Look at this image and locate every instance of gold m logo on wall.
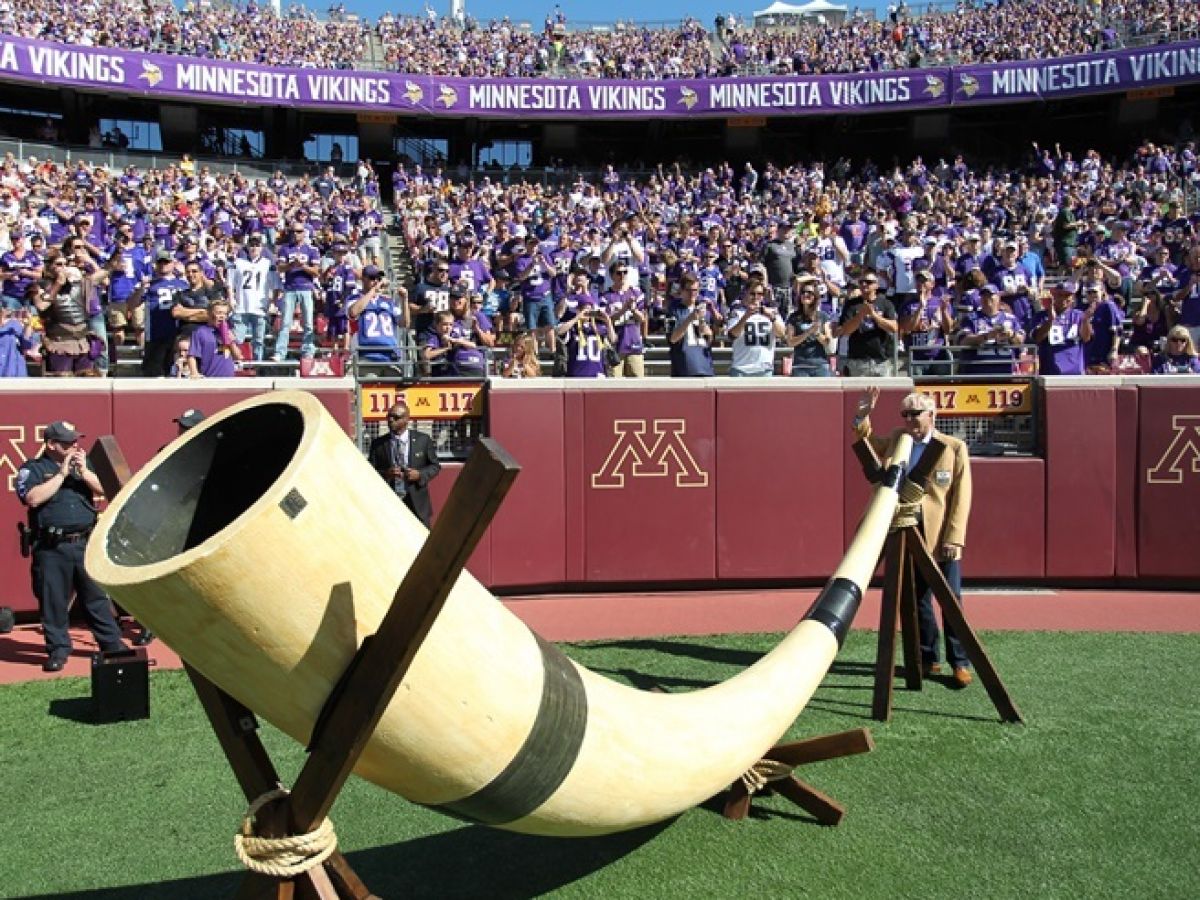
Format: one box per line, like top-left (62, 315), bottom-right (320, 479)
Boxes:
top-left (1146, 415), bottom-right (1200, 484)
top-left (591, 419), bottom-right (709, 489)
top-left (0, 425), bottom-right (42, 492)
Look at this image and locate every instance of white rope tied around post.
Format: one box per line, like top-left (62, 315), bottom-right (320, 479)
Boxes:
top-left (739, 758), bottom-right (795, 795)
top-left (233, 788), bottom-right (338, 878)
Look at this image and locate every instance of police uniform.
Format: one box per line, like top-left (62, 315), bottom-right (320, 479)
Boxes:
top-left (16, 430), bottom-right (125, 669)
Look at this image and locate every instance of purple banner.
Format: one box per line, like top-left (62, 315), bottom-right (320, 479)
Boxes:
top-left (0, 34), bottom-right (1196, 119)
top-left (952, 41), bottom-right (1200, 105)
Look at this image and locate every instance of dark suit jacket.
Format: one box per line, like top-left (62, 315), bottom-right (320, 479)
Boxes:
top-left (367, 428), bottom-right (441, 527)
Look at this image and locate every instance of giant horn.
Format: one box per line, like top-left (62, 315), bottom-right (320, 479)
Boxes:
top-left (86, 390), bottom-right (910, 837)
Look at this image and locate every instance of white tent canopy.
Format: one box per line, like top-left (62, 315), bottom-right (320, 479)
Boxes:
top-left (753, 0), bottom-right (848, 22)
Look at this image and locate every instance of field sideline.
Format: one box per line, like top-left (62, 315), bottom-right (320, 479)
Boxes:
top-left (1, 621), bottom-right (1198, 899)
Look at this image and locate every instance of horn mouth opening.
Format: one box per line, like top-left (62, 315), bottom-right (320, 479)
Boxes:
top-left (103, 401), bottom-right (304, 569)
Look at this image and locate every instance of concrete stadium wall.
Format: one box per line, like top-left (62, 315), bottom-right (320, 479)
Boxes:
top-left (1, 377), bottom-right (1196, 616)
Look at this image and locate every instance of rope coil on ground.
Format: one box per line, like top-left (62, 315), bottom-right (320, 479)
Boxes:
top-left (233, 788), bottom-right (338, 878)
top-left (739, 758), bottom-right (795, 795)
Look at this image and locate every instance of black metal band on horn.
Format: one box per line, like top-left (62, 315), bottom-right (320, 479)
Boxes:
top-left (880, 463), bottom-right (904, 490)
top-left (803, 577), bottom-right (863, 648)
top-left (436, 634), bottom-right (588, 825)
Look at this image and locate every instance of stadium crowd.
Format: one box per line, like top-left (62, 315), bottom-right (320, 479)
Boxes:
top-left (3, 135), bottom-right (1200, 379)
top-left (0, 153), bottom-right (385, 377)
top-left (381, 140), bottom-right (1200, 378)
top-left (1, 0), bottom-right (1199, 79)
top-left (0, 0), bottom-right (367, 68)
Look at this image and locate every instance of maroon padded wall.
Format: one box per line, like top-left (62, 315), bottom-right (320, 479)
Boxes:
top-left (715, 388), bottom-right (844, 580)
top-left (1043, 386), bottom-right (1117, 578)
top-left (1136, 384), bottom-right (1200, 579)
top-left (577, 388), bottom-right (717, 583)
top-left (964, 458), bottom-right (1045, 578)
top-left (488, 389), bottom-right (568, 589)
top-left (428, 464), bottom-right (491, 585)
top-left (1115, 386), bottom-right (1139, 579)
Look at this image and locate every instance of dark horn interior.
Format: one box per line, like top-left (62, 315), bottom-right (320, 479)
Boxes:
top-left (106, 403), bottom-right (304, 567)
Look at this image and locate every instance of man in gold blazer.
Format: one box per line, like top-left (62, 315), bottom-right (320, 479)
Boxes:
top-left (853, 386), bottom-right (975, 687)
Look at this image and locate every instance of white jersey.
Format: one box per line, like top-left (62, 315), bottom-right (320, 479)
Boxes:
top-left (881, 245), bottom-right (923, 295)
top-left (814, 236), bottom-right (847, 287)
top-left (231, 256), bottom-right (277, 317)
top-left (729, 306), bottom-right (777, 375)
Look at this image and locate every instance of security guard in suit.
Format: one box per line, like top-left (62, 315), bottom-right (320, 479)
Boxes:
top-left (16, 420), bottom-right (127, 671)
top-left (853, 387), bottom-right (975, 688)
top-left (367, 402), bottom-right (441, 527)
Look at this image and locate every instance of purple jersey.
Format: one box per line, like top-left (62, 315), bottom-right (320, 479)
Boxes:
top-left (107, 247), bottom-right (144, 302)
top-left (1177, 273), bottom-right (1200, 327)
top-left (189, 323), bottom-right (237, 377)
top-left (323, 264), bottom-right (359, 319)
top-left (448, 317), bottom-right (487, 373)
top-left (604, 287), bottom-right (645, 355)
top-left (1082, 299), bottom-right (1124, 366)
top-left (905, 297), bottom-right (950, 354)
top-left (1153, 354), bottom-right (1200, 374)
top-left (957, 310), bottom-right (1022, 374)
top-left (144, 276), bottom-right (187, 342)
top-left (449, 258), bottom-right (491, 294)
top-left (563, 319), bottom-right (610, 378)
top-left (512, 252), bottom-right (553, 301)
top-left (356, 295), bottom-right (402, 360)
top-left (1034, 307), bottom-right (1087, 375)
top-left (278, 243), bottom-right (320, 291)
top-left (1, 250), bottom-right (41, 301)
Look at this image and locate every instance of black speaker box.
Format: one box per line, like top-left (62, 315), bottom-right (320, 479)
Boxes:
top-left (91, 647), bottom-right (149, 723)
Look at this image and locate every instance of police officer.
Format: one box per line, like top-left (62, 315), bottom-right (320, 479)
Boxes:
top-left (16, 420), bottom-right (127, 671)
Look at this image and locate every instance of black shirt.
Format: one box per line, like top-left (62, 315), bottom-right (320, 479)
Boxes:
top-left (15, 455), bottom-right (97, 532)
top-left (839, 295), bottom-right (897, 362)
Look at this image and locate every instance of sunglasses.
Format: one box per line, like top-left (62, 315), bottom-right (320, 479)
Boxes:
top-left (901, 410), bottom-right (926, 419)
top-left (387, 413), bottom-right (408, 420)
top-left (1169, 337), bottom-right (1187, 342)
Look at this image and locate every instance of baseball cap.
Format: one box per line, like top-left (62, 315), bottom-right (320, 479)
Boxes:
top-left (155, 249), bottom-right (173, 262)
top-left (332, 240), bottom-right (348, 252)
top-left (449, 283), bottom-right (468, 298)
top-left (980, 284), bottom-right (999, 295)
top-left (174, 408), bottom-right (206, 430)
top-left (1003, 239), bottom-right (1019, 250)
top-left (362, 265), bottom-right (384, 279)
top-left (749, 264), bottom-right (768, 277)
top-left (1053, 280), bottom-right (1079, 293)
top-left (44, 421), bottom-right (81, 443)
top-left (246, 235), bottom-right (263, 246)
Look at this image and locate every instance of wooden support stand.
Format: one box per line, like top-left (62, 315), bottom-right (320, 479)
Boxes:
top-left (93, 435), bottom-right (520, 899)
top-left (722, 729), bottom-right (875, 826)
top-left (852, 440), bottom-right (1023, 725)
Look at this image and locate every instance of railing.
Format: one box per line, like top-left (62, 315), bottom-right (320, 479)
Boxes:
top-left (0, 138), bottom-right (351, 179)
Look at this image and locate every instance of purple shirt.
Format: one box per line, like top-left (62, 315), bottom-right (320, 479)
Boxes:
top-left (1033, 307), bottom-right (1087, 375)
top-left (278, 243), bottom-right (320, 291)
top-left (1153, 354), bottom-right (1200, 374)
top-left (189, 323), bottom-right (237, 377)
top-left (1, 250), bottom-right (41, 301)
top-left (564, 319), bottom-right (610, 378)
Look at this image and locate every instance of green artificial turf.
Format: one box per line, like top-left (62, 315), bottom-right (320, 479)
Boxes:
top-left (1, 630), bottom-right (1198, 899)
